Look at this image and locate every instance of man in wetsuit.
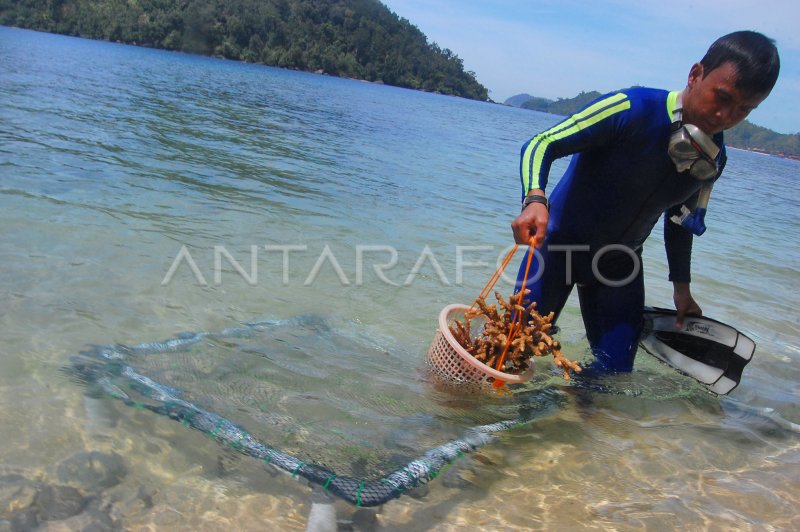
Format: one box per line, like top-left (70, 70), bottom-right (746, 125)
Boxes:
top-left (511, 31), bottom-right (780, 371)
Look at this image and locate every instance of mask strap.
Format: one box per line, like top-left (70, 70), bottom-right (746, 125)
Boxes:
top-left (672, 90), bottom-right (685, 124)
top-left (669, 91), bottom-right (686, 136)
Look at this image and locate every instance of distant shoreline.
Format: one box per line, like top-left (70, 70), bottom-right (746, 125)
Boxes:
top-left (727, 146), bottom-right (800, 161)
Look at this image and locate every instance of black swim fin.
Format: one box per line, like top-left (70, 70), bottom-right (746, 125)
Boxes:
top-left (639, 307), bottom-right (756, 395)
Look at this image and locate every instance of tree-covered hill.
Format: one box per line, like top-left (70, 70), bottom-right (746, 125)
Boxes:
top-left (519, 91), bottom-right (602, 116)
top-left (0, 0), bottom-right (488, 100)
top-left (507, 92), bottom-right (800, 158)
top-left (722, 120), bottom-right (800, 158)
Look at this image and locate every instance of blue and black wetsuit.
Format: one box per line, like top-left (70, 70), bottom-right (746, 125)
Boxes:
top-left (516, 87), bottom-right (726, 371)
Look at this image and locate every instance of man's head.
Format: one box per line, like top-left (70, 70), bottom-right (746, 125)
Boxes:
top-left (682, 31), bottom-right (780, 134)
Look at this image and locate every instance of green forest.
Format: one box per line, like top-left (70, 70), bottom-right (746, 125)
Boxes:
top-left (0, 0), bottom-right (489, 100)
top-left (508, 91), bottom-right (800, 158)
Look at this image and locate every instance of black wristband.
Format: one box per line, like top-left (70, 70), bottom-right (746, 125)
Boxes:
top-left (521, 193), bottom-right (549, 211)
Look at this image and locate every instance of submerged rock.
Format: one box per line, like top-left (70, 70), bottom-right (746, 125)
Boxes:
top-left (33, 484), bottom-right (86, 521)
top-left (1, 473), bottom-right (120, 531)
top-left (0, 474), bottom-right (39, 530)
top-left (56, 498), bottom-right (118, 532)
top-left (9, 506), bottom-right (39, 531)
top-left (57, 451), bottom-right (126, 491)
top-left (405, 484), bottom-right (429, 500)
top-left (351, 508), bottom-right (378, 531)
top-left (440, 467), bottom-right (475, 489)
top-left (0, 475), bottom-right (37, 515)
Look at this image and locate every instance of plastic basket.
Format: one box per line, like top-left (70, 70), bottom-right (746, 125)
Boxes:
top-left (426, 304), bottom-right (534, 390)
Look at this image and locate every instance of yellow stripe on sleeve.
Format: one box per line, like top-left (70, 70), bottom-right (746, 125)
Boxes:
top-left (521, 93), bottom-right (631, 194)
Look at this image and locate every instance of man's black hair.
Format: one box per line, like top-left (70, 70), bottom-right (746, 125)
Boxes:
top-left (700, 31), bottom-right (780, 96)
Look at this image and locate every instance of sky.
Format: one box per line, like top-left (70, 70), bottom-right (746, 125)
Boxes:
top-left (381, 0), bottom-right (799, 134)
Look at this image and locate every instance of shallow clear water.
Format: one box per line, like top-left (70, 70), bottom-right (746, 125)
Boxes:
top-left (1, 26), bottom-right (798, 529)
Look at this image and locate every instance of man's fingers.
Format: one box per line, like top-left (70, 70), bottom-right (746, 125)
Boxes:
top-left (511, 224), bottom-right (530, 245)
top-left (534, 216), bottom-right (548, 248)
top-left (675, 309), bottom-right (685, 329)
top-left (511, 215), bottom-right (533, 244)
top-left (512, 203), bottom-right (548, 246)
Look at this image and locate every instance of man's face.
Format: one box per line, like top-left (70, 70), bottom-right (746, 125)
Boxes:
top-left (682, 61), bottom-right (768, 135)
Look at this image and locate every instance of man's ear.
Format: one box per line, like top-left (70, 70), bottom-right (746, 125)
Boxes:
top-left (687, 63), bottom-right (704, 87)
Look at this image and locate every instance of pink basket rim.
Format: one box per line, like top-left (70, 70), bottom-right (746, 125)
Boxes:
top-left (438, 303), bottom-right (534, 383)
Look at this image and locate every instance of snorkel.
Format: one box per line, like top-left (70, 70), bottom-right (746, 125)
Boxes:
top-left (670, 184), bottom-right (712, 236)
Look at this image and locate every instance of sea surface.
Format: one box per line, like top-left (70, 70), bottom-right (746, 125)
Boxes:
top-left (1, 26), bottom-right (798, 530)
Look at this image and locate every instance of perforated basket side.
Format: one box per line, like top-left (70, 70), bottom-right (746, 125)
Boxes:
top-left (425, 304), bottom-right (534, 389)
top-left (426, 328), bottom-right (493, 386)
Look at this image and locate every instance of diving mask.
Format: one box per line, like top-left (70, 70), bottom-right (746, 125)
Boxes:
top-left (668, 92), bottom-right (720, 181)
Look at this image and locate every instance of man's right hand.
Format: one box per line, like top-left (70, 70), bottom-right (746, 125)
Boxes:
top-left (511, 200), bottom-right (549, 248)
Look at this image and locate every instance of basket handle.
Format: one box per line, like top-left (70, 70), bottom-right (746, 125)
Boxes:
top-left (468, 243), bottom-right (519, 315)
top-left (492, 238), bottom-right (537, 385)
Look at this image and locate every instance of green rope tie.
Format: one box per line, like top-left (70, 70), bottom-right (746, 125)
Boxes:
top-left (210, 419), bottom-right (225, 438)
top-left (291, 462), bottom-right (305, 478)
top-left (323, 474), bottom-right (336, 491)
top-left (418, 459), bottom-right (437, 479)
top-left (181, 410), bottom-right (196, 427)
top-left (263, 453), bottom-right (273, 465)
top-left (398, 466), bottom-right (418, 487)
top-left (232, 432), bottom-right (249, 450)
top-left (356, 481), bottom-right (365, 507)
top-left (434, 458), bottom-right (457, 478)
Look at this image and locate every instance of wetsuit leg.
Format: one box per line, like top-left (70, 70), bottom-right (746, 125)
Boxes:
top-left (514, 245), bottom-right (574, 323)
top-left (576, 266), bottom-right (644, 372)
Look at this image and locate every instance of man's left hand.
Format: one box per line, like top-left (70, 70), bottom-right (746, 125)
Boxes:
top-left (673, 282), bottom-right (702, 329)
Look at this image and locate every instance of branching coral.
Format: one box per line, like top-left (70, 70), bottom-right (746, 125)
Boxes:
top-left (448, 290), bottom-right (581, 380)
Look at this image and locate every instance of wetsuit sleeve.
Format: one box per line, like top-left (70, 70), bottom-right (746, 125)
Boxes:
top-left (520, 92), bottom-right (632, 197)
top-left (664, 200), bottom-right (695, 283)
